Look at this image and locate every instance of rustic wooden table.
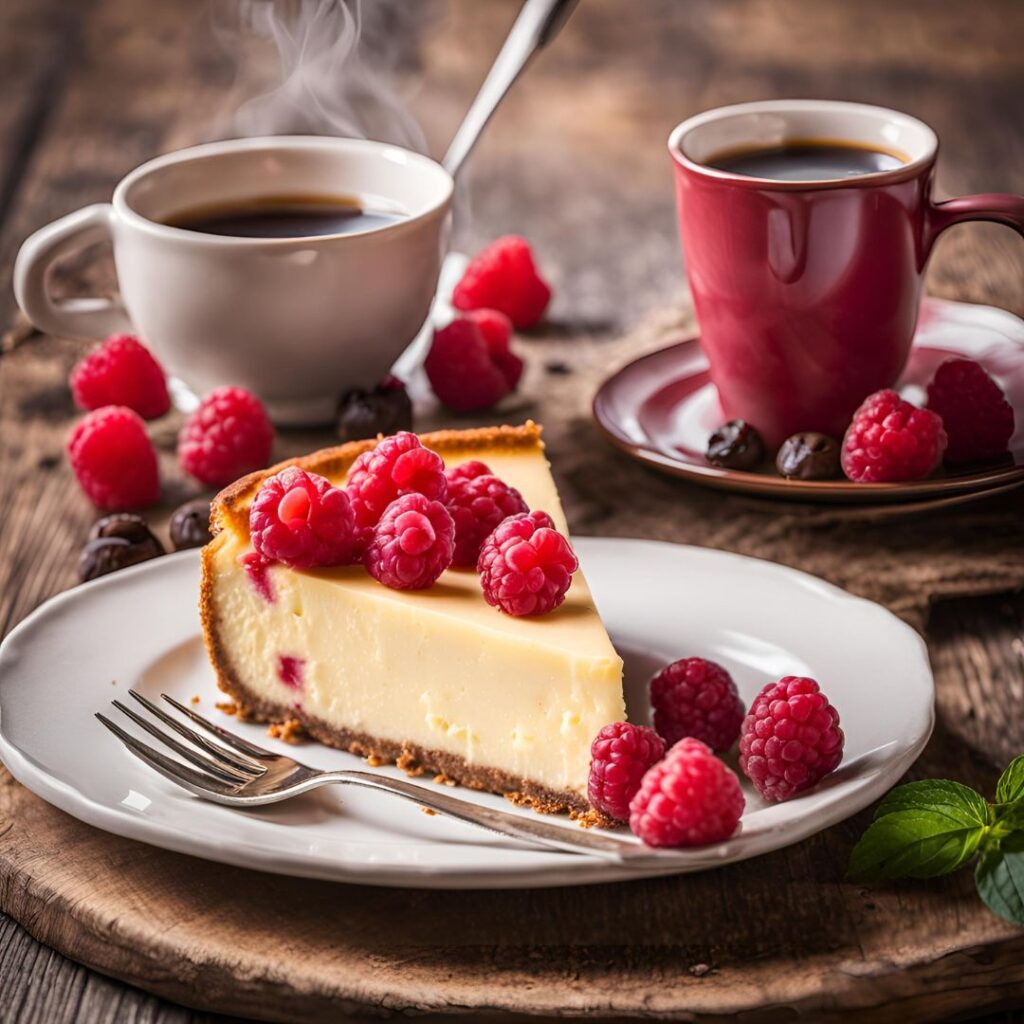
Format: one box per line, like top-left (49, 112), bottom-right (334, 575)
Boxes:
top-left (1, 0), bottom-right (1022, 1021)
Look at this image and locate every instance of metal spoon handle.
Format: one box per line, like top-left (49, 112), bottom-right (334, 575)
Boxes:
top-left (443, 0), bottom-right (579, 178)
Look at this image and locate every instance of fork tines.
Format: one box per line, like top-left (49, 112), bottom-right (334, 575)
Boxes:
top-left (96, 690), bottom-right (270, 798)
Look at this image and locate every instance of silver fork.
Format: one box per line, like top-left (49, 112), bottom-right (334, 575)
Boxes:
top-left (97, 690), bottom-right (658, 864)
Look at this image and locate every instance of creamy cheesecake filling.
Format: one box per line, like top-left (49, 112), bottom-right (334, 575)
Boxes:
top-left (209, 535), bottom-right (622, 797)
top-left (202, 426), bottom-right (625, 806)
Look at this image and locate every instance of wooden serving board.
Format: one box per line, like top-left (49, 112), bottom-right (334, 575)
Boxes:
top-left (3, 729), bottom-right (1024, 1023)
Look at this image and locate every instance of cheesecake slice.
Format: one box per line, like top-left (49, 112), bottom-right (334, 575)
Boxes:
top-left (200, 423), bottom-right (625, 813)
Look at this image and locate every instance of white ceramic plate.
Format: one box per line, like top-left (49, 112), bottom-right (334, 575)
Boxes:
top-left (0, 540), bottom-right (933, 889)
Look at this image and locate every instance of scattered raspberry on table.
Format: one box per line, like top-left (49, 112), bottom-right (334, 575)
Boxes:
top-left (738, 675), bottom-right (844, 802)
top-left (364, 492), bottom-right (455, 590)
top-left (178, 386), bottom-right (274, 487)
top-left (452, 235), bottom-right (552, 329)
top-left (840, 389), bottom-right (946, 483)
top-left (925, 357), bottom-right (1015, 464)
top-left (67, 406), bottom-right (160, 510)
top-left (650, 656), bottom-right (745, 752)
top-left (478, 510), bottom-right (577, 617)
top-left (587, 721), bottom-right (666, 822)
top-left (464, 308), bottom-right (524, 390)
top-left (425, 316), bottom-right (521, 412)
top-left (629, 737), bottom-right (745, 848)
top-left (446, 465), bottom-right (529, 567)
top-left (346, 431), bottom-right (448, 531)
top-left (70, 334), bottom-right (170, 420)
top-left (250, 467), bottom-right (357, 568)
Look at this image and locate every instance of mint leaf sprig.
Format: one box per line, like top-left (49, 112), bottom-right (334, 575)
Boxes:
top-left (848, 754), bottom-right (1024, 925)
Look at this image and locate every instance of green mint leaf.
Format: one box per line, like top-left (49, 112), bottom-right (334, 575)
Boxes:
top-left (975, 832), bottom-right (1024, 926)
top-left (995, 754), bottom-right (1024, 806)
top-left (873, 779), bottom-right (989, 826)
top-left (849, 809), bottom-right (985, 881)
top-left (849, 781), bottom-right (988, 882)
top-left (996, 802), bottom-right (1024, 833)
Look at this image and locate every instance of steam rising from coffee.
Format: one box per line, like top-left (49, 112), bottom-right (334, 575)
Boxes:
top-left (215, 0), bottom-right (428, 152)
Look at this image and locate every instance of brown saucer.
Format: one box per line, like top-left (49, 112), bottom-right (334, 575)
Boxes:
top-left (593, 298), bottom-right (1024, 504)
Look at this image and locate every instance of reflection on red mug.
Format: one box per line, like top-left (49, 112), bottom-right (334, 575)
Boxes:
top-left (669, 100), bottom-right (1024, 448)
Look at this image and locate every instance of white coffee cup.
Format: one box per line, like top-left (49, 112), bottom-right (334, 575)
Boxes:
top-left (14, 136), bottom-right (453, 425)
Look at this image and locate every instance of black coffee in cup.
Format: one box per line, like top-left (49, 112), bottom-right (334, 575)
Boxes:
top-left (164, 194), bottom-right (405, 238)
top-left (706, 140), bottom-right (906, 181)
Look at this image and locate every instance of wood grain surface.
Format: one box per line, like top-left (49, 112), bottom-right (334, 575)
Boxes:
top-left (1, 0), bottom-right (1023, 1021)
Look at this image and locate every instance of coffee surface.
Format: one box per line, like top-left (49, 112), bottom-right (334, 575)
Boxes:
top-left (707, 140), bottom-right (905, 181)
top-left (164, 194), bottom-right (404, 238)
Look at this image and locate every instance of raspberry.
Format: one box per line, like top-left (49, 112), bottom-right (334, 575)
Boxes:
top-left (926, 358), bottom-right (1015, 464)
top-left (240, 550), bottom-right (276, 603)
top-left (464, 308), bottom-right (524, 390)
top-left (738, 676), bottom-right (844, 802)
top-left (841, 389), bottom-right (947, 483)
top-left (364, 493), bottom-right (455, 590)
top-left (178, 387), bottom-right (274, 487)
top-left (650, 657), bottom-right (745, 752)
top-left (277, 655), bottom-right (305, 689)
top-left (453, 236), bottom-right (552, 329)
top-left (629, 738), bottom-right (744, 848)
top-left (69, 334), bottom-right (170, 420)
top-left (446, 469), bottom-right (529, 567)
top-left (425, 318), bottom-right (512, 412)
top-left (250, 467), bottom-right (357, 568)
top-left (477, 511), bottom-right (577, 616)
top-left (587, 722), bottom-right (666, 822)
top-left (67, 406), bottom-right (160, 510)
top-left (447, 460), bottom-right (493, 484)
top-left (346, 432), bottom-right (447, 532)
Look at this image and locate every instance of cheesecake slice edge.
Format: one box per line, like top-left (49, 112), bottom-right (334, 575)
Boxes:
top-left (199, 422), bottom-right (625, 816)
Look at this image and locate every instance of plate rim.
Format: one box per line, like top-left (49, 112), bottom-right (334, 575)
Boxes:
top-left (593, 298), bottom-right (1024, 504)
top-left (0, 542), bottom-right (934, 889)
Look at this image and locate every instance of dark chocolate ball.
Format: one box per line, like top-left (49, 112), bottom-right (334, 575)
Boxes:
top-left (776, 432), bottom-right (842, 480)
top-left (706, 420), bottom-right (765, 471)
top-left (338, 378), bottom-right (413, 442)
top-left (88, 513), bottom-right (165, 557)
top-left (170, 498), bottom-right (213, 550)
top-left (79, 536), bottom-right (162, 583)
top-left (81, 514), bottom-right (164, 582)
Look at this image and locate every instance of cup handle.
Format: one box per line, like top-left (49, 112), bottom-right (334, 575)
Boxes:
top-left (926, 192), bottom-right (1024, 251)
top-left (13, 203), bottom-right (133, 339)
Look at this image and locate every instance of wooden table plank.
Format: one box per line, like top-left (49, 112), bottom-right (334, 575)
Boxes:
top-left (0, 0), bottom-right (1022, 1020)
top-left (0, 916), bottom-right (227, 1024)
top-left (0, 1), bottom-right (86, 234)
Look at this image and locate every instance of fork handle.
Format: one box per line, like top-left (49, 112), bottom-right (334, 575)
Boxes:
top-left (323, 769), bottom-right (650, 863)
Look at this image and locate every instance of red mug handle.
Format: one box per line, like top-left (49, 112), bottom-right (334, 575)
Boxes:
top-left (927, 192), bottom-right (1024, 251)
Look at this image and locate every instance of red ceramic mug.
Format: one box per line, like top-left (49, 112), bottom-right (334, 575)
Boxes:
top-left (669, 100), bottom-right (1024, 448)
